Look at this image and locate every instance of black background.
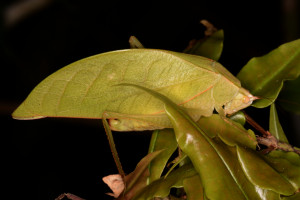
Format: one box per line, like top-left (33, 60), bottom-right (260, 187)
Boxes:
top-left (1, 0), bottom-right (300, 199)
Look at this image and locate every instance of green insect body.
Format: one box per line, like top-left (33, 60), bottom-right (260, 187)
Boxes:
top-left (12, 49), bottom-right (256, 131)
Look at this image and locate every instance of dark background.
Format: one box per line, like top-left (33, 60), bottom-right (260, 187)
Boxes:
top-left (1, 0), bottom-right (300, 199)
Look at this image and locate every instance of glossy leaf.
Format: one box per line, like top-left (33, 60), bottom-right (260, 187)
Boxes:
top-left (277, 77), bottom-right (300, 114)
top-left (269, 104), bottom-right (289, 143)
top-left (237, 39), bottom-right (300, 108)
top-left (229, 111), bottom-right (246, 126)
top-left (237, 146), bottom-right (295, 195)
top-left (198, 114), bottom-right (257, 149)
top-left (132, 164), bottom-right (197, 200)
top-left (197, 115), bottom-right (282, 199)
top-left (147, 129), bottom-right (178, 184)
top-left (183, 175), bottom-right (204, 200)
top-left (264, 150), bottom-right (300, 190)
top-left (12, 49), bottom-right (255, 131)
top-left (184, 29), bottom-right (224, 61)
top-left (209, 138), bottom-right (280, 200)
top-left (253, 188), bottom-right (280, 200)
top-left (282, 192), bottom-right (300, 200)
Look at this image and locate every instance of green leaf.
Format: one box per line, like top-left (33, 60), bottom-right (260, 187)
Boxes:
top-left (12, 49), bottom-right (254, 131)
top-left (282, 192), bottom-right (300, 200)
top-left (147, 129), bottom-right (178, 184)
top-left (269, 104), bottom-right (289, 143)
top-left (195, 120), bottom-right (282, 199)
top-left (184, 29), bottom-right (224, 61)
top-left (277, 77), bottom-right (300, 114)
top-left (264, 150), bottom-right (300, 190)
top-left (237, 146), bottom-right (296, 196)
top-left (210, 138), bottom-right (281, 200)
top-left (132, 164), bottom-right (197, 200)
top-left (237, 39), bottom-right (300, 108)
top-left (183, 175), bottom-right (204, 200)
top-left (198, 114), bottom-right (257, 149)
top-left (229, 111), bottom-right (246, 126)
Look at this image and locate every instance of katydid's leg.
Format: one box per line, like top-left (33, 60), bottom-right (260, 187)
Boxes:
top-left (102, 115), bottom-right (125, 179)
top-left (55, 193), bottom-right (85, 200)
top-left (129, 36), bottom-right (144, 48)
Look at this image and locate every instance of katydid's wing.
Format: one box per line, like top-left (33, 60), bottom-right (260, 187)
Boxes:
top-left (12, 49), bottom-right (244, 130)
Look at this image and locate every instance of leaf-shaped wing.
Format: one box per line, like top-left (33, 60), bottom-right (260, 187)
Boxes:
top-left (13, 49), bottom-right (248, 130)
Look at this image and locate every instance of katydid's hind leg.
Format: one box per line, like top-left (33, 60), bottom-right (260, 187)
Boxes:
top-left (102, 113), bottom-right (126, 179)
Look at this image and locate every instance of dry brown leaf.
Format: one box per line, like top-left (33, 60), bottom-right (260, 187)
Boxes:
top-left (102, 174), bottom-right (125, 198)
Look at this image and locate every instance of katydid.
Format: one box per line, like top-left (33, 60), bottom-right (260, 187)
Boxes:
top-left (12, 49), bottom-right (258, 187)
top-left (12, 49), bottom-right (257, 131)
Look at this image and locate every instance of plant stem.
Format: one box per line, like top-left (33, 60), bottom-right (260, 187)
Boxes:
top-left (257, 134), bottom-right (300, 155)
top-left (243, 111), bottom-right (270, 136)
top-left (243, 111), bottom-right (300, 155)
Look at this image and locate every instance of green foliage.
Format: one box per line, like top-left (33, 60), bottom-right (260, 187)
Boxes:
top-left (269, 104), bottom-right (289, 143)
top-left (121, 83), bottom-right (300, 199)
top-left (12, 29), bottom-right (300, 199)
top-left (184, 29), bottom-right (224, 61)
top-left (278, 77), bottom-right (300, 114)
top-left (237, 39), bottom-right (300, 108)
top-left (147, 129), bottom-right (178, 184)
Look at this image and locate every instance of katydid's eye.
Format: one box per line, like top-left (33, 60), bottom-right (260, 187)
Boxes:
top-left (243, 96), bottom-right (250, 103)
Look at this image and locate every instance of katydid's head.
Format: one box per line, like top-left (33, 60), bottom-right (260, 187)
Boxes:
top-left (224, 88), bottom-right (258, 115)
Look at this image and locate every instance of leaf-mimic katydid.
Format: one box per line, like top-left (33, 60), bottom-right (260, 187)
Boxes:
top-left (12, 49), bottom-right (257, 131)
